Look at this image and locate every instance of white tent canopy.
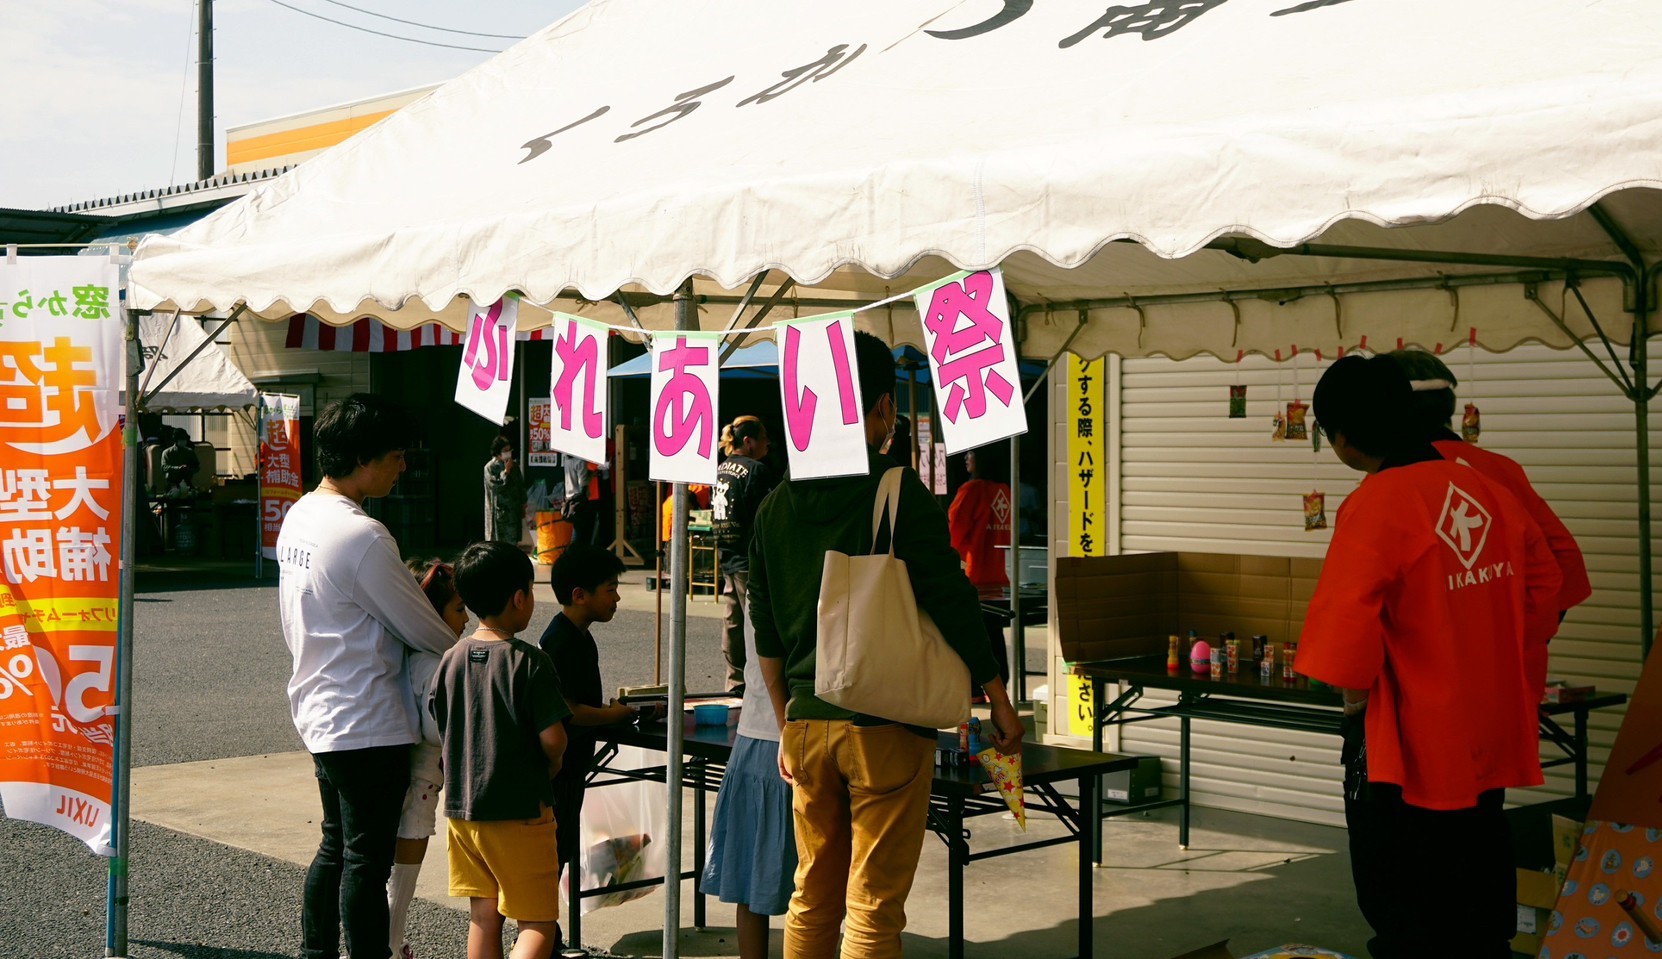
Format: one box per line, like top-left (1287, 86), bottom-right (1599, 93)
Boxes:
top-left (131, 0), bottom-right (1662, 361)
top-left (129, 312), bottom-right (258, 413)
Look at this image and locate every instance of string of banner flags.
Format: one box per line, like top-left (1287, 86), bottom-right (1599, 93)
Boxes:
top-left (454, 267), bottom-right (1028, 483)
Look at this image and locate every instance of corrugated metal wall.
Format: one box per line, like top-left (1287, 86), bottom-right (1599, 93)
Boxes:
top-left (1057, 344), bottom-right (1655, 826)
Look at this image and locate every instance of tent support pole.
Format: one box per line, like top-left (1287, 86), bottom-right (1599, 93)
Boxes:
top-left (1013, 269), bottom-right (1610, 331)
top-left (1010, 434), bottom-right (1024, 703)
top-left (1588, 202), bottom-right (1656, 661)
top-left (718, 277), bottom-right (796, 364)
top-left (138, 308), bottom-right (182, 396)
top-left (139, 307), bottom-right (244, 406)
top-left (664, 279), bottom-right (695, 959)
top-left (1523, 289), bottom-right (1633, 396)
top-left (1209, 237), bottom-right (1635, 282)
top-left (106, 309), bottom-right (142, 958)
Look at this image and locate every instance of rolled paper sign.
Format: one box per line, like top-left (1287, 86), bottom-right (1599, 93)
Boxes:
top-left (977, 747), bottom-right (1026, 831)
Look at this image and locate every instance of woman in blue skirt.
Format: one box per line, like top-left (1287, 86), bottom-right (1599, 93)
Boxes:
top-left (701, 602), bottom-right (797, 958)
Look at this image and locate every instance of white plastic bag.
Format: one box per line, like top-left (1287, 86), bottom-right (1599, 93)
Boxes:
top-left (560, 745), bottom-right (671, 915)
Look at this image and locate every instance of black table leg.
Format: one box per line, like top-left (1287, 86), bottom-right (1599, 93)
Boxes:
top-left (1078, 771), bottom-right (1097, 959)
top-left (694, 764), bottom-right (708, 929)
top-left (1179, 714), bottom-right (1192, 849)
top-left (1575, 706), bottom-right (1589, 802)
top-left (949, 794), bottom-right (966, 959)
top-left (569, 844), bottom-right (583, 949)
top-left (1090, 675), bottom-right (1104, 866)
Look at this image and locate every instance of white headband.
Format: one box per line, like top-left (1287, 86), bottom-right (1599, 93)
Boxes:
top-left (1409, 378), bottom-right (1454, 392)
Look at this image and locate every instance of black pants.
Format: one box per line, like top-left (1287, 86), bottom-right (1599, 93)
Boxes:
top-left (719, 571), bottom-right (748, 691)
top-left (1341, 718), bottom-right (1514, 959)
top-left (303, 745), bottom-right (409, 959)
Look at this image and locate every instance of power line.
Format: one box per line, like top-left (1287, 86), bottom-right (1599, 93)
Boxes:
top-left (260, 0), bottom-right (507, 53)
top-left (312, 0), bottom-right (526, 40)
top-left (168, 3), bottom-right (195, 187)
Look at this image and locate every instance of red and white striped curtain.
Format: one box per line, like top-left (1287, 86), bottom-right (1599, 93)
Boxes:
top-left (285, 314), bottom-right (551, 352)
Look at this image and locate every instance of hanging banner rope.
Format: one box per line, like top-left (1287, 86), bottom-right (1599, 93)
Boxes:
top-left (0, 256), bottom-right (124, 856)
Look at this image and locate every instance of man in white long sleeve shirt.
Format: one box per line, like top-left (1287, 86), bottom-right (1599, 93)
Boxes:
top-left (278, 394), bottom-right (457, 959)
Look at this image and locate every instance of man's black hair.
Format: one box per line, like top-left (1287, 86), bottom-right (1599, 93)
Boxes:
top-left (1312, 354), bottom-right (1416, 459)
top-left (1386, 349), bottom-right (1459, 437)
top-left (551, 542), bottom-right (627, 605)
top-left (454, 540), bottom-right (534, 619)
top-left (314, 393), bottom-right (418, 479)
top-left (852, 330), bottom-right (895, 415)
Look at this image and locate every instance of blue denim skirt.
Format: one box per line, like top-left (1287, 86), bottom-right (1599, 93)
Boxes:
top-left (700, 734), bottom-right (798, 916)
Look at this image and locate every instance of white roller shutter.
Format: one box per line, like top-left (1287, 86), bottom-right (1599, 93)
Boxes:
top-left (1088, 344), bottom-right (1654, 826)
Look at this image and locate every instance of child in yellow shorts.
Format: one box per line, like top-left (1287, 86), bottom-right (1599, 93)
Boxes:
top-left (430, 541), bottom-right (571, 959)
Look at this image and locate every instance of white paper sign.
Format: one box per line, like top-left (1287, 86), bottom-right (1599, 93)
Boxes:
top-left (547, 312), bottom-right (610, 463)
top-left (912, 268), bottom-right (1026, 454)
top-left (776, 312), bottom-right (869, 480)
top-left (453, 297), bottom-right (518, 424)
top-left (649, 332), bottom-right (721, 484)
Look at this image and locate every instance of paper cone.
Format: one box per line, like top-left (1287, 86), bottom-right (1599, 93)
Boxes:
top-left (977, 748), bottom-right (1026, 830)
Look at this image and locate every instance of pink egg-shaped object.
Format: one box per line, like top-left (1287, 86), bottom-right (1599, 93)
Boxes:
top-left (1189, 640), bottom-right (1211, 674)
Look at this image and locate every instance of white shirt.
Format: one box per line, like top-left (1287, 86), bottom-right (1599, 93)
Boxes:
top-left (277, 492), bottom-right (458, 753)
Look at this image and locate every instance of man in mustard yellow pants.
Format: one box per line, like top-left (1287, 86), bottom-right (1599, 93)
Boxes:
top-left (749, 331), bottom-right (1023, 959)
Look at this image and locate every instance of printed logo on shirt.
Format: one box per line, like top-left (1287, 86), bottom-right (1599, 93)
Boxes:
top-left (277, 540), bottom-right (315, 593)
top-left (468, 646), bottom-right (491, 664)
top-left (1435, 482), bottom-right (1492, 571)
top-left (991, 487), bottom-right (1011, 528)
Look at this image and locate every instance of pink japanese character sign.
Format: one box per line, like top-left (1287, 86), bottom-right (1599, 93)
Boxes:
top-left (453, 296), bottom-right (519, 425)
top-left (912, 268), bottom-right (1027, 454)
top-left (649, 332), bottom-right (722, 484)
top-left (775, 313), bottom-right (868, 480)
top-left (546, 313), bottom-right (610, 463)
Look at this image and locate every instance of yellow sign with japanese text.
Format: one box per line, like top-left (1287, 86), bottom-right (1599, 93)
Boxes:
top-left (1066, 355), bottom-right (1106, 558)
top-left (0, 257), bottom-right (124, 856)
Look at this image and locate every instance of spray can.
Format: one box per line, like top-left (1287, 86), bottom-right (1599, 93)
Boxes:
top-left (1209, 645), bottom-right (1224, 680)
top-left (958, 722), bottom-right (970, 756)
top-left (1283, 641), bottom-right (1299, 681)
top-left (1225, 639), bottom-right (1240, 673)
top-left (967, 718), bottom-right (984, 764)
top-left (1167, 635), bottom-right (1180, 672)
top-left (1252, 635), bottom-right (1267, 664)
top-left (1261, 644), bottom-right (1276, 681)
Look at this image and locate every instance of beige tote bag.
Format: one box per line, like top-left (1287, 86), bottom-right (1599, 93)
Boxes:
top-left (814, 467), bottom-right (972, 729)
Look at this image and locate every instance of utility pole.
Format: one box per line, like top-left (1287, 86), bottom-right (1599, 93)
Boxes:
top-left (197, 0), bottom-right (214, 181)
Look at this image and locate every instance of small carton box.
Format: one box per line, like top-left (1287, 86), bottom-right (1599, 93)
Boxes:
top-left (1103, 756), bottom-right (1163, 804)
top-left (1511, 867), bottom-right (1560, 956)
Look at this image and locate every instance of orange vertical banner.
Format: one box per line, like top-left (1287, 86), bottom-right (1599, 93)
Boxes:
top-left (0, 256), bottom-right (124, 856)
top-left (258, 394), bottom-right (302, 560)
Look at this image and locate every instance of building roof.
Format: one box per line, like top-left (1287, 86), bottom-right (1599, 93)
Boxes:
top-left (0, 207), bottom-right (118, 246)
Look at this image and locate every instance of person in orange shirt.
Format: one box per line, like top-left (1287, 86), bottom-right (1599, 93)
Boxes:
top-left (948, 447), bottom-right (1013, 692)
top-left (1389, 349), bottom-right (1592, 639)
top-left (1295, 355), bottom-right (1560, 959)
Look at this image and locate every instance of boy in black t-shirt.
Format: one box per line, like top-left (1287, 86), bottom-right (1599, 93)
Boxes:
top-left (432, 541), bottom-right (571, 959)
top-left (536, 543), bottom-right (653, 945)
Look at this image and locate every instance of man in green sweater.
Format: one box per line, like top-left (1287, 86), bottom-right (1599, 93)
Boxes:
top-left (750, 330), bottom-right (1023, 959)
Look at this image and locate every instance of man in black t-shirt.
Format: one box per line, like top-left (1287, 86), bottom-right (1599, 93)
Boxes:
top-left (712, 416), bottom-right (779, 692)
top-left (536, 543), bottom-right (650, 946)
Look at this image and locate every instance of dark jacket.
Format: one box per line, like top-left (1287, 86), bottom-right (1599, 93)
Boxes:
top-left (712, 453), bottom-right (777, 575)
top-left (749, 446), bottom-right (998, 720)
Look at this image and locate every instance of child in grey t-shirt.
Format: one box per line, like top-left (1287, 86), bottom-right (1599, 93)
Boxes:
top-left (431, 541), bottom-right (570, 959)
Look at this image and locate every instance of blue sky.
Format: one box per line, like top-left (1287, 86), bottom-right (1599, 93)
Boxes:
top-left (2, 0), bottom-right (584, 210)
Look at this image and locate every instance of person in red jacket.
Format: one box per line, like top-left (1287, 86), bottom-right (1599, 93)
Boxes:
top-left (948, 446), bottom-right (1013, 692)
top-left (1389, 349), bottom-right (1592, 621)
top-left (1295, 355), bottom-right (1561, 959)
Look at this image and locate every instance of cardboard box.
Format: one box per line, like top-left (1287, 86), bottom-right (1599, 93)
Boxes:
top-left (1055, 552), bottom-right (1322, 664)
top-left (1511, 867), bottom-right (1560, 955)
top-left (1102, 756), bottom-right (1163, 804)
